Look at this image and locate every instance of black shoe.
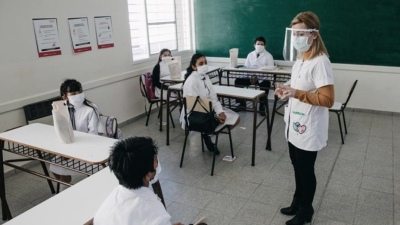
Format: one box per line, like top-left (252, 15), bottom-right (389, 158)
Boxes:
top-left (202, 134), bottom-right (220, 155)
top-left (286, 207), bottom-right (314, 225)
top-left (280, 197), bottom-right (299, 216)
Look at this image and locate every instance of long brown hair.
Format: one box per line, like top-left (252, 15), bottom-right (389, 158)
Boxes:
top-left (291, 11), bottom-right (329, 60)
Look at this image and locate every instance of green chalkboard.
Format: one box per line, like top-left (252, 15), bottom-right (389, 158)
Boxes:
top-left (194, 0), bottom-right (400, 67)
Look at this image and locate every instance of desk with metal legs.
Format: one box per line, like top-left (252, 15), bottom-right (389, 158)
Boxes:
top-left (0, 124), bottom-right (117, 220)
top-left (220, 66), bottom-right (292, 150)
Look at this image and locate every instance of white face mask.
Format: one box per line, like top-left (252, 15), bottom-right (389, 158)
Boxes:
top-left (161, 56), bottom-right (171, 62)
top-left (293, 36), bottom-right (311, 53)
top-left (197, 65), bottom-right (208, 75)
top-left (149, 162), bottom-right (162, 185)
top-left (255, 45), bottom-right (265, 53)
top-left (68, 92), bottom-right (85, 108)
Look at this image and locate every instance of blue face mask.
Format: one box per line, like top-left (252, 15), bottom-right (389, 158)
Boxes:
top-left (293, 36), bottom-right (310, 53)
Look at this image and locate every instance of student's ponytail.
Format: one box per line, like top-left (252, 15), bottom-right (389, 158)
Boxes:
top-left (184, 53), bottom-right (205, 84)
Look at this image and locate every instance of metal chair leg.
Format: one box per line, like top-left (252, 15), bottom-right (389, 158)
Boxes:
top-left (336, 112), bottom-right (344, 144)
top-left (180, 130), bottom-right (189, 167)
top-left (211, 134), bottom-right (219, 176)
top-left (342, 110), bottom-right (348, 134)
top-left (145, 103), bottom-right (154, 126)
top-left (201, 133), bottom-right (205, 152)
top-left (228, 128), bottom-right (234, 157)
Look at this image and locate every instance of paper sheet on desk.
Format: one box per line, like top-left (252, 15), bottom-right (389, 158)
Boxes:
top-left (221, 109), bottom-right (239, 126)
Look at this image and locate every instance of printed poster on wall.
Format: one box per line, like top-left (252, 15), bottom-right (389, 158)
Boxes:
top-left (32, 18), bottom-right (62, 57)
top-left (94, 16), bottom-right (114, 49)
top-left (68, 17), bottom-right (92, 53)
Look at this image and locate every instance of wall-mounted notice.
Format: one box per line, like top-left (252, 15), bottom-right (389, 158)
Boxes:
top-left (32, 18), bottom-right (62, 57)
top-left (68, 17), bottom-right (92, 53)
top-left (94, 16), bottom-right (114, 49)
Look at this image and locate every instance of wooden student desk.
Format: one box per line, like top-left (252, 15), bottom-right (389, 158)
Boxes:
top-left (220, 66), bottom-right (292, 150)
top-left (166, 84), bottom-right (270, 166)
top-left (158, 66), bottom-right (220, 131)
top-left (0, 123), bottom-right (117, 220)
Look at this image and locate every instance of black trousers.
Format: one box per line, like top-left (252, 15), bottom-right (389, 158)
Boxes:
top-left (288, 142), bottom-right (317, 210)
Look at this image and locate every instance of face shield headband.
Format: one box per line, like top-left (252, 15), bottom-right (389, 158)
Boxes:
top-left (282, 28), bottom-right (319, 61)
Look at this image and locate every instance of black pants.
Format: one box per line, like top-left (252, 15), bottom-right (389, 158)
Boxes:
top-left (288, 142), bottom-right (317, 210)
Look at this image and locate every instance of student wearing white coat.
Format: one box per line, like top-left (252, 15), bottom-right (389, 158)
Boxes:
top-left (50, 79), bottom-right (99, 190)
top-left (275, 11), bottom-right (334, 225)
top-left (180, 54), bottom-right (240, 155)
top-left (235, 36), bottom-right (274, 115)
top-left (94, 137), bottom-right (184, 225)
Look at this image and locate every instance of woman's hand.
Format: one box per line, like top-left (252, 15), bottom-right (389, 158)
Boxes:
top-left (217, 112), bottom-right (227, 124)
top-left (275, 83), bottom-right (296, 100)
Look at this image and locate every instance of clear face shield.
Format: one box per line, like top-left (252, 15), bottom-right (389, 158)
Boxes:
top-left (283, 28), bottom-right (319, 61)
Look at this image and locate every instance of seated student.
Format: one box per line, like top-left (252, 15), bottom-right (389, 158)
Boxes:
top-left (234, 36), bottom-right (274, 115)
top-left (93, 137), bottom-right (184, 225)
top-left (152, 48), bottom-right (177, 100)
top-left (50, 79), bottom-right (100, 190)
top-left (180, 54), bottom-right (241, 155)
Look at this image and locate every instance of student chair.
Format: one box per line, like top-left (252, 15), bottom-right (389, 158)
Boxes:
top-left (329, 80), bottom-right (358, 144)
top-left (139, 73), bottom-right (176, 127)
top-left (21, 97), bottom-right (62, 195)
top-left (180, 96), bottom-right (234, 176)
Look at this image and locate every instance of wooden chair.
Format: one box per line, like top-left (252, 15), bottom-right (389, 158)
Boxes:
top-left (180, 96), bottom-right (234, 176)
top-left (329, 80), bottom-right (358, 144)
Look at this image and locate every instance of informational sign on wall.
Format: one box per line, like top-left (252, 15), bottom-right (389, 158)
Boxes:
top-left (68, 17), bottom-right (92, 53)
top-left (94, 16), bottom-right (114, 49)
top-left (32, 18), bottom-right (62, 57)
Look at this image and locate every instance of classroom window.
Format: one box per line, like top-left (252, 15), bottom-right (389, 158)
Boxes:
top-left (127, 0), bottom-right (192, 61)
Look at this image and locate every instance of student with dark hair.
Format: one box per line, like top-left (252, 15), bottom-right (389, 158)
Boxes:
top-left (152, 48), bottom-right (175, 100)
top-left (180, 54), bottom-right (240, 155)
top-left (50, 79), bottom-right (100, 190)
top-left (94, 137), bottom-right (183, 225)
top-left (235, 36), bottom-right (274, 115)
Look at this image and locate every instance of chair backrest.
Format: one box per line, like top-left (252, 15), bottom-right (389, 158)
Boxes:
top-left (342, 80), bottom-right (358, 109)
top-left (184, 96), bottom-right (211, 113)
top-left (183, 96), bottom-right (218, 134)
top-left (98, 115), bottom-right (120, 139)
top-left (23, 96), bottom-right (62, 124)
top-left (139, 73), bottom-right (156, 102)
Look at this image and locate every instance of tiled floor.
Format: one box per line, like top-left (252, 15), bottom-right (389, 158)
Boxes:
top-left (1, 104), bottom-right (400, 225)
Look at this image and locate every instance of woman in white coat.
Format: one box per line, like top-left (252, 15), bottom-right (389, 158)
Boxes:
top-left (275, 11), bottom-right (334, 225)
top-left (180, 54), bottom-right (240, 155)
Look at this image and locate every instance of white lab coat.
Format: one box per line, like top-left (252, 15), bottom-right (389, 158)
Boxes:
top-left (284, 54), bottom-right (334, 151)
top-left (244, 49), bottom-right (274, 68)
top-left (94, 185), bottom-right (172, 225)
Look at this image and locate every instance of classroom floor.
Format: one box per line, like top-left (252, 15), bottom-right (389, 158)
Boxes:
top-left (1, 104), bottom-right (400, 225)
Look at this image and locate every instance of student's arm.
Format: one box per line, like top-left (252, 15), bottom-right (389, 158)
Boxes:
top-left (295, 85), bottom-right (334, 108)
top-left (265, 53), bottom-right (274, 66)
top-left (87, 110), bottom-right (99, 135)
top-left (152, 64), bottom-right (162, 89)
top-left (244, 53), bottom-right (251, 67)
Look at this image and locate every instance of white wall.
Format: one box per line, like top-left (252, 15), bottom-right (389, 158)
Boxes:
top-left (207, 57), bottom-right (400, 113)
top-left (0, 0), bottom-right (193, 133)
